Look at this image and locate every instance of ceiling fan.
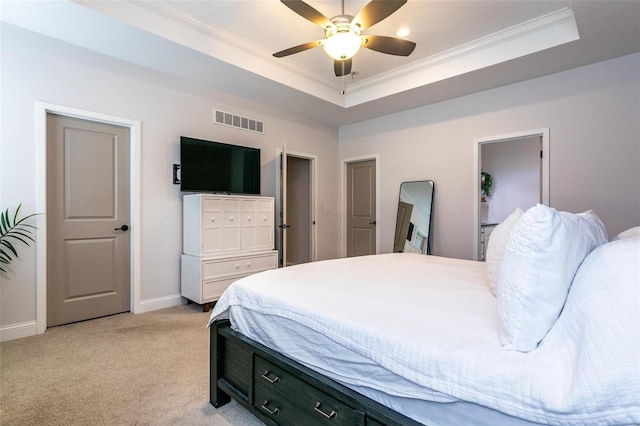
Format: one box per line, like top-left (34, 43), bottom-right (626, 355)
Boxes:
top-left (273, 0), bottom-right (417, 77)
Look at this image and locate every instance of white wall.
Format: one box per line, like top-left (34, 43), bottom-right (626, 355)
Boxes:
top-left (481, 136), bottom-right (540, 224)
top-left (0, 24), bottom-right (340, 335)
top-left (340, 53), bottom-right (640, 259)
top-left (2, 22), bottom-right (639, 338)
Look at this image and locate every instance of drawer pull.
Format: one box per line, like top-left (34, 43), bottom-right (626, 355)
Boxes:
top-left (261, 371), bottom-right (280, 384)
top-left (261, 400), bottom-right (280, 415)
top-left (246, 262), bottom-right (251, 268)
top-left (314, 401), bottom-right (337, 419)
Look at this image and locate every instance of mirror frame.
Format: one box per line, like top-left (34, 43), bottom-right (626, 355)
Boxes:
top-left (393, 180), bottom-right (434, 255)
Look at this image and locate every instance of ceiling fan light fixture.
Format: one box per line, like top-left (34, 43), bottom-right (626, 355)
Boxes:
top-left (274, 0), bottom-right (415, 75)
top-left (323, 32), bottom-right (362, 60)
top-left (322, 20), bottom-right (362, 61)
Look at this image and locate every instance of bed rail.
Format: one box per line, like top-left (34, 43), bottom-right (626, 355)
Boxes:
top-left (210, 319), bottom-right (422, 426)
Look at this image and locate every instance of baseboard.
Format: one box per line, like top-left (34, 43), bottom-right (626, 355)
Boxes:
top-left (0, 321), bottom-right (37, 342)
top-left (138, 294), bottom-right (186, 313)
top-left (0, 296), bottom-right (185, 342)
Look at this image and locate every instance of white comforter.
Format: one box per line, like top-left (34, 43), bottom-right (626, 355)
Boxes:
top-left (209, 251), bottom-right (640, 425)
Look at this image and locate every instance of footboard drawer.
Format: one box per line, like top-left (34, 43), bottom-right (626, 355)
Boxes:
top-left (211, 320), bottom-right (423, 426)
top-left (254, 356), bottom-right (356, 426)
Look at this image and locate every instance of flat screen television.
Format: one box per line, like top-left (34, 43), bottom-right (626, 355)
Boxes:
top-left (180, 136), bottom-right (260, 194)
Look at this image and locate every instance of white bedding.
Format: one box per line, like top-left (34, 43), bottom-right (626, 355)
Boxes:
top-left (209, 251), bottom-right (640, 425)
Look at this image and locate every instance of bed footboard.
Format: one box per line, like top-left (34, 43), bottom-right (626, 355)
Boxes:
top-left (210, 319), bottom-right (422, 426)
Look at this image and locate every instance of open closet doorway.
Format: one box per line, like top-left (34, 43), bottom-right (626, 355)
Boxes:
top-left (278, 148), bottom-right (316, 267)
top-left (473, 129), bottom-right (549, 260)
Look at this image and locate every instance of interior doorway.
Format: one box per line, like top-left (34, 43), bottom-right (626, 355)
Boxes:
top-left (47, 114), bottom-right (131, 327)
top-left (36, 102), bottom-right (141, 334)
top-left (278, 149), bottom-right (316, 267)
top-left (344, 158), bottom-right (377, 257)
top-left (473, 129), bottom-right (549, 260)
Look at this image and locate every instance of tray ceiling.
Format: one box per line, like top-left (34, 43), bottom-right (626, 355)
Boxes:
top-left (2, 0), bottom-right (639, 125)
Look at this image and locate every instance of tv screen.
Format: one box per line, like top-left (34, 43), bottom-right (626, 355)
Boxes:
top-left (180, 137), bottom-right (260, 194)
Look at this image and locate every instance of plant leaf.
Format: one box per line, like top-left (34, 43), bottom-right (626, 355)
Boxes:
top-left (12, 204), bottom-right (22, 225)
top-left (0, 240), bottom-right (18, 257)
top-left (12, 230), bottom-right (34, 240)
top-left (0, 204), bottom-right (40, 273)
top-left (0, 209), bottom-right (9, 234)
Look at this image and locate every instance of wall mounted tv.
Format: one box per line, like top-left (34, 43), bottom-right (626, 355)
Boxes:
top-left (180, 136), bottom-right (260, 194)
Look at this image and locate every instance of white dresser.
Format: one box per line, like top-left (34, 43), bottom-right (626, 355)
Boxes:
top-left (181, 194), bottom-right (278, 311)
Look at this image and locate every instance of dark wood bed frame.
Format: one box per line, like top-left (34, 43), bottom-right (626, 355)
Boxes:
top-left (211, 319), bottom-right (423, 426)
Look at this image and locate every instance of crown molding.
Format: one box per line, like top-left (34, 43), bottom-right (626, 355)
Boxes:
top-left (76, 1), bottom-right (578, 109)
top-left (344, 7), bottom-right (579, 107)
top-left (77, 0), bottom-right (346, 106)
top-left (8, 1), bottom-right (578, 110)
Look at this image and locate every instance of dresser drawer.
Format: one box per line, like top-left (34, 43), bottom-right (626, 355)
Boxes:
top-left (202, 197), bottom-right (222, 212)
top-left (254, 356), bottom-right (356, 426)
top-left (241, 199), bottom-right (257, 212)
top-left (202, 253), bottom-right (276, 279)
top-left (241, 212), bottom-right (257, 226)
top-left (202, 277), bottom-right (236, 301)
top-left (202, 211), bottom-right (221, 227)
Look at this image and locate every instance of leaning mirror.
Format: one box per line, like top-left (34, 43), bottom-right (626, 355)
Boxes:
top-left (393, 180), bottom-right (434, 254)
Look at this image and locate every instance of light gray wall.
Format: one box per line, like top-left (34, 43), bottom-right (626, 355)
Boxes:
top-left (339, 53), bottom-right (640, 259)
top-left (0, 24), bottom-right (340, 331)
top-left (2, 22), bottom-right (639, 336)
top-left (481, 136), bottom-right (540, 224)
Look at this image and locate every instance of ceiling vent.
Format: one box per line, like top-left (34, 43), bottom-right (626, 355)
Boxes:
top-left (214, 110), bottom-right (264, 134)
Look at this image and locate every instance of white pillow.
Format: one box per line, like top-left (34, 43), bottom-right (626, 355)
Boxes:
top-left (486, 208), bottom-right (523, 296)
top-left (497, 204), bottom-right (608, 352)
top-left (577, 210), bottom-right (609, 241)
top-left (612, 226), bottom-right (640, 241)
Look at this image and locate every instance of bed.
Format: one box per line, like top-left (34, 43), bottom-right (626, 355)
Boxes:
top-left (207, 205), bottom-right (640, 425)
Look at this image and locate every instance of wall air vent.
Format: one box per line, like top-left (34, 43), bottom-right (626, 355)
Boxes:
top-left (214, 110), bottom-right (264, 134)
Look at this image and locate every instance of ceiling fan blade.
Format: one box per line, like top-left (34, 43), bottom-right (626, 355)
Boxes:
top-left (362, 35), bottom-right (416, 56)
top-left (281, 0), bottom-right (333, 28)
top-left (353, 0), bottom-right (407, 30)
top-left (273, 40), bottom-right (323, 58)
top-left (334, 58), bottom-right (352, 77)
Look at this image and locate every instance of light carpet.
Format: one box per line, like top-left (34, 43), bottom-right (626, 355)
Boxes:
top-left (0, 304), bottom-right (264, 425)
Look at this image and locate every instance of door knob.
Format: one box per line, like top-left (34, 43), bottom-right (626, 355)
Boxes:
top-left (114, 225), bottom-right (129, 231)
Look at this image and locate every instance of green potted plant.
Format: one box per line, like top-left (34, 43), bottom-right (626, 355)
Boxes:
top-left (480, 171), bottom-right (494, 202)
top-left (0, 204), bottom-right (39, 273)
